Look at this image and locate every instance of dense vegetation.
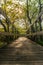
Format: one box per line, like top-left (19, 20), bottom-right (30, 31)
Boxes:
top-left (0, 0), bottom-right (43, 47)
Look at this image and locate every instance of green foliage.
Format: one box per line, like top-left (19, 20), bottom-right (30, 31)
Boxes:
top-left (0, 0), bottom-right (43, 47)
top-left (37, 40), bottom-right (43, 46)
top-left (0, 28), bottom-right (4, 31)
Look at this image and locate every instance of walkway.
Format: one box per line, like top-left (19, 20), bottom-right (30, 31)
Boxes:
top-left (0, 37), bottom-right (43, 65)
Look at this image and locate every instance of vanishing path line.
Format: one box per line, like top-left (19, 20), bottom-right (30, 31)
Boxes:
top-left (0, 37), bottom-right (43, 65)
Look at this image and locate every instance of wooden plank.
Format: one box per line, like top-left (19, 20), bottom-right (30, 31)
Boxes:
top-left (0, 37), bottom-right (43, 65)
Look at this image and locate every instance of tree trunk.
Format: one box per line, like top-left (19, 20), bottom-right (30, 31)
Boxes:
top-left (0, 20), bottom-right (7, 32)
top-left (39, 0), bottom-right (42, 40)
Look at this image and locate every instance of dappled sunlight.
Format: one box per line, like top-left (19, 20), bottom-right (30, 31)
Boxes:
top-left (17, 37), bottom-right (28, 41)
top-left (0, 37), bottom-right (43, 64)
top-left (8, 37), bottom-right (27, 48)
top-left (0, 14), bottom-right (5, 20)
top-left (15, 43), bottom-right (23, 48)
top-left (8, 37), bottom-right (41, 55)
top-left (0, 0), bottom-right (43, 64)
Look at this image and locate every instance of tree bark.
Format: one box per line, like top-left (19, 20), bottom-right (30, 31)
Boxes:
top-left (0, 7), bottom-right (11, 32)
top-left (0, 20), bottom-right (7, 32)
top-left (38, 0), bottom-right (42, 40)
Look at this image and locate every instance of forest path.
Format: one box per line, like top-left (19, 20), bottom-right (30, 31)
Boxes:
top-left (0, 37), bottom-right (43, 65)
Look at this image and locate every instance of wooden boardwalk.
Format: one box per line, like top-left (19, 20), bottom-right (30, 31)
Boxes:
top-left (0, 37), bottom-right (43, 65)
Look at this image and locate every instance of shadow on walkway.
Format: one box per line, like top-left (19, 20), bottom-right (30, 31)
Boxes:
top-left (0, 37), bottom-right (43, 65)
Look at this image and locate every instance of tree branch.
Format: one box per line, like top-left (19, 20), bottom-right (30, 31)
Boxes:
top-left (0, 20), bottom-right (7, 32)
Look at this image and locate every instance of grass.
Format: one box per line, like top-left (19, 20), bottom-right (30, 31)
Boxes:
top-left (0, 28), bottom-right (4, 31)
top-left (0, 42), bottom-right (7, 48)
top-left (37, 40), bottom-right (43, 46)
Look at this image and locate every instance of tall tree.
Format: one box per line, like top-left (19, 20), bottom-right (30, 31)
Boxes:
top-left (38, 0), bottom-right (42, 31)
top-left (26, 0), bottom-right (36, 34)
top-left (38, 0), bottom-right (42, 40)
top-left (4, 0), bottom-right (10, 32)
